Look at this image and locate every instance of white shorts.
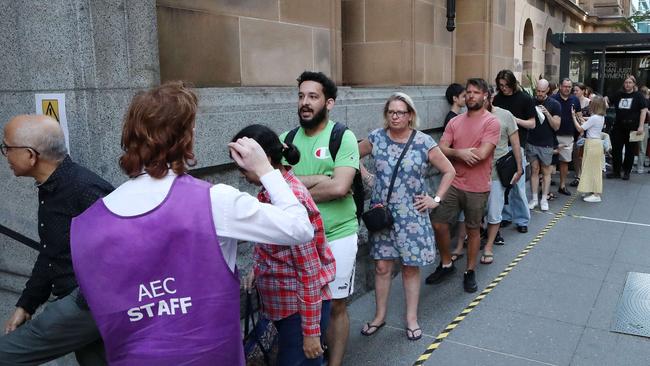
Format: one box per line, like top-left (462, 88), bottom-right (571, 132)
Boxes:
top-left (328, 234), bottom-right (358, 299)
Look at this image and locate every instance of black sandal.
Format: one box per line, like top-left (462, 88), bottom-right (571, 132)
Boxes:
top-left (406, 327), bottom-right (422, 341)
top-left (361, 321), bottom-right (386, 336)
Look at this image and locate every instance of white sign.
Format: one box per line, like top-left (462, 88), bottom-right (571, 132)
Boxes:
top-left (35, 93), bottom-right (70, 154)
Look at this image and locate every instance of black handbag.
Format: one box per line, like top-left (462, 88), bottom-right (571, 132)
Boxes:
top-left (495, 150), bottom-right (518, 205)
top-left (362, 130), bottom-right (416, 232)
top-left (495, 150), bottom-right (517, 188)
top-left (243, 292), bottom-right (278, 366)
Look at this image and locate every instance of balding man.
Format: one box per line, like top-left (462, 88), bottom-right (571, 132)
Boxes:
top-left (0, 115), bottom-right (113, 365)
top-left (527, 80), bottom-right (561, 211)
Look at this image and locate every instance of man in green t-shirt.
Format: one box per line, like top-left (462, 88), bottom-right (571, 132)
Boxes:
top-left (280, 71), bottom-right (359, 366)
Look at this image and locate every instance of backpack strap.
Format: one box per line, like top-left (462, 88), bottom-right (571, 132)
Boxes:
top-left (328, 122), bottom-right (348, 162)
top-left (283, 126), bottom-right (300, 145)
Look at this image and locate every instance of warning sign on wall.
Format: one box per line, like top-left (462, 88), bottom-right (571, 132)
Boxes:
top-left (35, 93), bottom-right (70, 154)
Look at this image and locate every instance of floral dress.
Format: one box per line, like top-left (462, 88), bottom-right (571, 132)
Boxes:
top-left (367, 128), bottom-right (437, 266)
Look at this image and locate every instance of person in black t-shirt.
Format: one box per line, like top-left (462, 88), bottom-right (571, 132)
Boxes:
top-left (606, 75), bottom-right (648, 180)
top-left (443, 83), bottom-right (466, 129)
top-left (527, 79), bottom-right (561, 212)
top-left (493, 70), bottom-right (535, 234)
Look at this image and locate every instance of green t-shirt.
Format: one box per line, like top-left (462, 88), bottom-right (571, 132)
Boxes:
top-left (280, 121), bottom-right (359, 241)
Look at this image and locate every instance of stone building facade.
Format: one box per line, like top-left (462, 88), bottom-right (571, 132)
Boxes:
top-left (0, 1), bottom-right (634, 364)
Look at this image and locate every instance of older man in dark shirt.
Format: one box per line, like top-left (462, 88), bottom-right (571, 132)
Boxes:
top-left (0, 115), bottom-right (113, 365)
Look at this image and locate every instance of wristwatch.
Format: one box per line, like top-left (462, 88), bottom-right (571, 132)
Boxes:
top-left (433, 195), bottom-right (442, 203)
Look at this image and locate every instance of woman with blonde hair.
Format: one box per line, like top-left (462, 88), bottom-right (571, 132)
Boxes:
top-left (357, 92), bottom-right (455, 341)
top-left (573, 96), bottom-right (607, 202)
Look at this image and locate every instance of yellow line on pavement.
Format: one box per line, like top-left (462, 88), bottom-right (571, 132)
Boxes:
top-left (412, 195), bottom-right (577, 366)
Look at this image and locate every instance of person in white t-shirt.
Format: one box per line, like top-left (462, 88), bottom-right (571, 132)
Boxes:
top-left (573, 96), bottom-right (607, 202)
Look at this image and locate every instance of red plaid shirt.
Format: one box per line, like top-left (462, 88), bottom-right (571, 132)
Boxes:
top-left (255, 168), bottom-right (336, 337)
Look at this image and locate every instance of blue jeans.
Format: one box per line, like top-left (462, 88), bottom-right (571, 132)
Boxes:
top-left (501, 147), bottom-right (530, 226)
top-left (274, 300), bottom-right (331, 366)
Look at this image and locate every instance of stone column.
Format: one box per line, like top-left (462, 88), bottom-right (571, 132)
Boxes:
top-left (454, 0), bottom-right (515, 84)
top-left (0, 2), bottom-right (159, 353)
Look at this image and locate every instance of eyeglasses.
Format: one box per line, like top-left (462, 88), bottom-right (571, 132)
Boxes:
top-left (498, 83), bottom-right (510, 89)
top-left (387, 110), bottom-right (409, 118)
top-left (0, 143), bottom-right (40, 157)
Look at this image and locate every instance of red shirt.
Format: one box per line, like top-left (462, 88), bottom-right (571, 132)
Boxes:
top-left (255, 168), bottom-right (336, 337)
top-left (441, 110), bottom-right (500, 192)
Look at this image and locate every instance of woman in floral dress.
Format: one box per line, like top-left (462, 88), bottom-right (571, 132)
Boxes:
top-left (357, 92), bottom-right (455, 341)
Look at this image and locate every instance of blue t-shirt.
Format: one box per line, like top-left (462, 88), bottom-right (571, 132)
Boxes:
top-left (552, 93), bottom-right (581, 136)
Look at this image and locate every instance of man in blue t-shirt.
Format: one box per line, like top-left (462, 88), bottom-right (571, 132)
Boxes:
top-left (551, 78), bottom-right (582, 195)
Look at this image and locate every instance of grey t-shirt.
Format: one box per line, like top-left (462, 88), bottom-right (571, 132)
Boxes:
top-left (490, 106), bottom-right (518, 180)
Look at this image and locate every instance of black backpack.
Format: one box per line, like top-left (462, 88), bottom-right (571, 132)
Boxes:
top-left (284, 122), bottom-right (365, 222)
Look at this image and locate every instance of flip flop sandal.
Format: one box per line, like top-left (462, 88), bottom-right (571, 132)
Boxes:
top-left (547, 193), bottom-right (556, 201)
top-left (451, 252), bottom-right (464, 262)
top-left (480, 253), bottom-right (494, 265)
top-left (360, 321), bottom-right (386, 336)
top-left (406, 327), bottom-right (422, 341)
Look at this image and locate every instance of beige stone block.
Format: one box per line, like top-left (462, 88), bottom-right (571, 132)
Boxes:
top-left (455, 54), bottom-right (487, 83)
top-left (455, 22), bottom-right (487, 54)
top-left (157, 7), bottom-right (240, 87)
top-left (240, 18), bottom-right (312, 86)
top-left (314, 28), bottom-right (332, 76)
top-left (434, 7), bottom-right (452, 47)
top-left (342, 0), bottom-right (364, 43)
top-left (415, 42), bottom-right (426, 84)
top-left (333, 30), bottom-right (343, 83)
top-left (502, 30), bottom-right (515, 57)
top-left (335, 0), bottom-right (342, 30)
top-left (425, 45), bottom-right (452, 85)
top-left (456, 0), bottom-right (487, 23)
top-left (157, 0), bottom-right (279, 20)
top-left (280, 0), bottom-right (334, 28)
top-left (415, 0), bottom-right (435, 44)
top-left (343, 42), bottom-right (411, 85)
top-left (365, 0), bottom-right (411, 42)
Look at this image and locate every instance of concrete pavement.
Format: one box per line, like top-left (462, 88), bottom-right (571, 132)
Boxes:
top-left (344, 170), bottom-right (650, 366)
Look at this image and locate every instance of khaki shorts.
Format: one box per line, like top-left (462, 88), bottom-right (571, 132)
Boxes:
top-left (557, 135), bottom-right (574, 162)
top-left (429, 186), bottom-right (489, 229)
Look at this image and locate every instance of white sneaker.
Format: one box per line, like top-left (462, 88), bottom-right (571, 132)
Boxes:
top-left (540, 199), bottom-right (549, 211)
top-left (528, 199), bottom-right (538, 210)
top-left (583, 194), bottom-right (602, 203)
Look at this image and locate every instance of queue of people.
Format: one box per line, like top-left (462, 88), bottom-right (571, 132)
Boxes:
top-left (0, 69), bottom-right (647, 366)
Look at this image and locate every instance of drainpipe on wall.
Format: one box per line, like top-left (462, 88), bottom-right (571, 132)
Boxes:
top-left (447, 0), bottom-right (456, 32)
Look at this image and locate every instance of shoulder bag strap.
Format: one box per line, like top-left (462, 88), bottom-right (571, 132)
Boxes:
top-left (385, 129), bottom-right (417, 203)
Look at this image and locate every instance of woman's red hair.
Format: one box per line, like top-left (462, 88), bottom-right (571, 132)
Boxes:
top-left (120, 81), bottom-right (198, 178)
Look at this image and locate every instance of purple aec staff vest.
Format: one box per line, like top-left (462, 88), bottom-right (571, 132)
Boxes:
top-left (71, 175), bottom-right (244, 366)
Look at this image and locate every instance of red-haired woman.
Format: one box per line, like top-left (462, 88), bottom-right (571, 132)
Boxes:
top-left (70, 82), bottom-right (315, 366)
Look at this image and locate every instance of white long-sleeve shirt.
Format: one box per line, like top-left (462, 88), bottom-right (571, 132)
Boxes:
top-left (102, 170), bottom-right (314, 271)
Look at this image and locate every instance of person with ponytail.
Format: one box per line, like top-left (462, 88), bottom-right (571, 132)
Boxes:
top-left (234, 124), bottom-right (336, 366)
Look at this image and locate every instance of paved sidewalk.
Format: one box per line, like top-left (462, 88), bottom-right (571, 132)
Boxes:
top-left (344, 171), bottom-right (650, 366)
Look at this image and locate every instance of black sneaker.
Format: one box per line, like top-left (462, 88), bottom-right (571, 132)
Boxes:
top-left (425, 262), bottom-right (456, 285)
top-left (494, 231), bottom-right (505, 245)
top-left (606, 172), bottom-right (620, 179)
top-left (500, 220), bottom-right (511, 228)
top-left (622, 171), bottom-right (630, 180)
top-left (463, 270), bottom-right (478, 293)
